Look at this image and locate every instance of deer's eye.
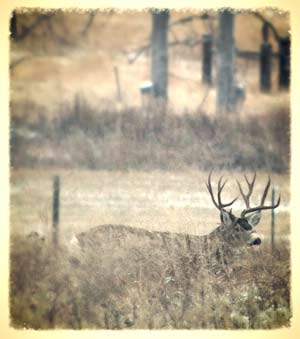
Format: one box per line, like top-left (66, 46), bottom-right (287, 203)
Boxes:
top-left (237, 218), bottom-right (252, 231)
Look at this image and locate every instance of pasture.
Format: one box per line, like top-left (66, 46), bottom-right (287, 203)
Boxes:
top-left (10, 169), bottom-right (290, 240)
top-left (10, 169), bottom-right (291, 329)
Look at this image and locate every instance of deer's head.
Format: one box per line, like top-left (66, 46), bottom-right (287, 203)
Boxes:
top-left (206, 172), bottom-right (280, 246)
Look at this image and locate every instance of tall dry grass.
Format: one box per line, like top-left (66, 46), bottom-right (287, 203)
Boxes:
top-left (10, 230), bottom-right (290, 329)
top-left (10, 96), bottom-right (290, 172)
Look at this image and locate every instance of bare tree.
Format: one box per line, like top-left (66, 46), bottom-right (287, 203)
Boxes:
top-left (10, 11), bottom-right (55, 42)
top-left (151, 10), bottom-right (169, 100)
top-left (216, 10), bottom-right (235, 114)
top-left (10, 10), bottom-right (98, 44)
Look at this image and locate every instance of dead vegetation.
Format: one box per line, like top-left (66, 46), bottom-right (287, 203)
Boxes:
top-left (10, 227), bottom-right (291, 329)
top-left (10, 97), bottom-right (290, 172)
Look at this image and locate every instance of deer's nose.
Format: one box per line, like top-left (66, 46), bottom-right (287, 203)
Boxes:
top-left (248, 231), bottom-right (262, 246)
top-left (251, 237), bottom-right (261, 246)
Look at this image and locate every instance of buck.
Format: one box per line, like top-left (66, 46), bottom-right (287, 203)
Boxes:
top-left (71, 173), bottom-right (280, 277)
top-left (205, 172), bottom-right (280, 248)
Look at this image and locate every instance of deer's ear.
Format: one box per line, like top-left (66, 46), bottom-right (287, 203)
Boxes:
top-left (220, 210), bottom-right (233, 227)
top-left (246, 211), bottom-right (261, 227)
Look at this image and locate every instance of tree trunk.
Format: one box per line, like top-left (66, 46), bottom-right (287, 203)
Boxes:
top-left (202, 34), bottom-right (213, 85)
top-left (10, 11), bottom-right (17, 40)
top-left (151, 10), bottom-right (169, 101)
top-left (278, 36), bottom-right (290, 89)
top-left (216, 10), bottom-right (235, 114)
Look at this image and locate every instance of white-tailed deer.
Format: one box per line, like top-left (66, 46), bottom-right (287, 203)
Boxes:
top-left (72, 173), bottom-right (280, 276)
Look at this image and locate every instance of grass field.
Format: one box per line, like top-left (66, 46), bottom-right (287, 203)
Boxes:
top-left (10, 169), bottom-right (290, 241)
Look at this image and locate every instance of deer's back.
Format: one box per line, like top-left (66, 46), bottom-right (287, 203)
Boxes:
top-left (77, 224), bottom-right (207, 253)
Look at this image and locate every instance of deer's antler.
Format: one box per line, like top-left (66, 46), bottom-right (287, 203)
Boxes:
top-left (237, 174), bottom-right (281, 217)
top-left (236, 172), bottom-right (256, 208)
top-left (206, 172), bottom-right (237, 211)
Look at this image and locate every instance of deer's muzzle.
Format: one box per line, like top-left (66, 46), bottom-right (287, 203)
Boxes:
top-left (248, 231), bottom-right (262, 246)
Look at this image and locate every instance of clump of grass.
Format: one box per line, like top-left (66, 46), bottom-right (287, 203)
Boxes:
top-left (10, 96), bottom-right (290, 172)
top-left (10, 231), bottom-right (291, 329)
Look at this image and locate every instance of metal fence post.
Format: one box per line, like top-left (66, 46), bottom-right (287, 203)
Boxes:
top-left (271, 188), bottom-right (275, 252)
top-left (52, 175), bottom-right (60, 246)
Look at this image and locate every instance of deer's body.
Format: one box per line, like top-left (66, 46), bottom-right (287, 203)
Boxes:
top-left (76, 223), bottom-right (248, 253)
top-left (72, 173), bottom-right (280, 278)
top-left (73, 222), bottom-right (255, 282)
top-left (76, 223), bottom-right (226, 260)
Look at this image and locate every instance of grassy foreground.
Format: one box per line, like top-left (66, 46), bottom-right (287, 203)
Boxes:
top-left (10, 231), bottom-right (290, 329)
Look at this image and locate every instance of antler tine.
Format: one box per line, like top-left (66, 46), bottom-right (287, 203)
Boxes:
top-left (260, 177), bottom-right (271, 205)
top-left (217, 176), bottom-right (226, 206)
top-left (217, 177), bottom-right (237, 208)
top-left (236, 180), bottom-right (249, 208)
top-left (237, 172), bottom-right (256, 208)
top-left (206, 172), bottom-right (220, 210)
top-left (206, 172), bottom-right (237, 211)
top-left (244, 174), bottom-right (250, 186)
top-left (222, 196), bottom-right (238, 208)
top-left (241, 176), bottom-right (280, 217)
top-left (274, 194), bottom-right (281, 208)
top-left (243, 192), bottom-right (281, 216)
top-left (244, 172), bottom-right (256, 189)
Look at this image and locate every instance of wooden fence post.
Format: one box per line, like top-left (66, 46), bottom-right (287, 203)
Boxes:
top-left (114, 66), bottom-right (122, 101)
top-left (271, 188), bottom-right (275, 252)
top-left (52, 175), bottom-right (60, 246)
top-left (278, 36), bottom-right (290, 89)
top-left (202, 34), bottom-right (213, 85)
top-left (260, 43), bottom-right (272, 92)
top-left (260, 23), bottom-right (272, 92)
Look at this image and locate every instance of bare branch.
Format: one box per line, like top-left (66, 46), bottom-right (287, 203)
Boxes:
top-left (127, 13), bottom-right (213, 64)
top-left (81, 12), bottom-right (96, 36)
top-left (46, 19), bottom-right (75, 47)
top-left (13, 13), bottom-right (55, 42)
top-left (169, 13), bottom-right (216, 27)
top-left (10, 56), bottom-right (30, 70)
top-left (128, 38), bottom-right (201, 64)
top-left (252, 12), bottom-right (282, 42)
